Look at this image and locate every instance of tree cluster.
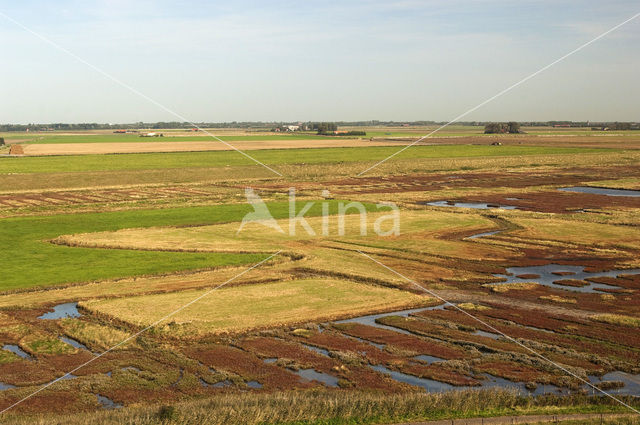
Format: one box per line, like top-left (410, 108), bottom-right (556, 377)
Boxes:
top-left (313, 122), bottom-right (338, 135)
top-left (605, 122), bottom-right (633, 131)
top-left (484, 122), bottom-right (521, 134)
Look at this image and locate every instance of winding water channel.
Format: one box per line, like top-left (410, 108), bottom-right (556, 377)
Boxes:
top-left (332, 305), bottom-right (640, 396)
top-left (493, 264), bottom-right (640, 293)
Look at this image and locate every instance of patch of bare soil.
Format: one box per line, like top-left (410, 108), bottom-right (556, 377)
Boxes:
top-left (9, 144), bottom-right (24, 155)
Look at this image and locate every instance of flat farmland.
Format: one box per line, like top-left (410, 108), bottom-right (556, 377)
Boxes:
top-left (1, 129), bottom-right (640, 424)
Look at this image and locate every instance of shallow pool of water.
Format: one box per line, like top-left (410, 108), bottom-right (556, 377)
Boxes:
top-left (371, 364), bottom-right (453, 392)
top-left (247, 380), bottom-right (263, 389)
top-left (559, 187), bottom-right (640, 197)
top-left (335, 304), bottom-right (446, 333)
top-left (370, 366), bottom-right (568, 394)
top-left (2, 344), bottom-right (32, 360)
top-left (97, 394), bottom-right (122, 409)
top-left (213, 379), bottom-right (233, 388)
top-left (60, 336), bottom-right (89, 351)
top-left (493, 264), bottom-right (640, 293)
top-left (589, 372), bottom-right (640, 395)
top-left (425, 201), bottom-right (517, 210)
top-left (302, 344), bottom-right (330, 357)
top-left (473, 330), bottom-right (501, 340)
top-left (200, 378), bottom-right (232, 388)
top-left (0, 382), bottom-right (16, 391)
top-left (413, 354), bottom-right (444, 364)
top-left (479, 374), bottom-right (525, 392)
top-left (466, 230), bottom-right (502, 240)
top-left (38, 302), bottom-right (82, 320)
top-left (334, 305), bottom-right (449, 351)
top-left (480, 373), bottom-right (567, 395)
top-left (294, 368), bottom-right (339, 387)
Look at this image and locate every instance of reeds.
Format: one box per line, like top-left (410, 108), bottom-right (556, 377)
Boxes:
top-left (3, 389), bottom-right (638, 425)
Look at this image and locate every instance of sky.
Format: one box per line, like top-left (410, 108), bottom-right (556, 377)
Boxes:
top-left (0, 0), bottom-right (639, 123)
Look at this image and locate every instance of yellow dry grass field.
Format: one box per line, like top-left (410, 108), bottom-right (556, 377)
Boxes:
top-left (53, 210), bottom-right (513, 285)
top-left (60, 319), bottom-right (132, 351)
top-left (54, 210), bottom-right (501, 256)
top-left (591, 313), bottom-right (640, 328)
top-left (507, 215), bottom-right (640, 251)
top-left (588, 178), bottom-right (640, 190)
top-left (80, 278), bottom-right (431, 334)
top-left (19, 139), bottom-right (399, 156)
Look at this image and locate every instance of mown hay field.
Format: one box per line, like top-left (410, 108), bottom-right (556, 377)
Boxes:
top-left (80, 278), bottom-right (429, 335)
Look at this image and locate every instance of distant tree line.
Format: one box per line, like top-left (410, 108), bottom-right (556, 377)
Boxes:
top-left (596, 122), bottom-right (634, 131)
top-left (0, 120), bottom-right (638, 132)
top-left (484, 122), bottom-right (522, 134)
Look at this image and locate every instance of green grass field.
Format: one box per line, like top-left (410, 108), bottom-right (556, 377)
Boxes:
top-left (0, 145), bottom-right (612, 174)
top-left (1, 204), bottom-right (262, 291)
top-left (0, 201), bottom-right (378, 291)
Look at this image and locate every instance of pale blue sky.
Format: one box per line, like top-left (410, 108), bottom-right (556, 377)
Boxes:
top-left (1, 0), bottom-right (638, 123)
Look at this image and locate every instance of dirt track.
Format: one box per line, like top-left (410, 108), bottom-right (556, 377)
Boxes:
top-left (398, 412), bottom-right (637, 425)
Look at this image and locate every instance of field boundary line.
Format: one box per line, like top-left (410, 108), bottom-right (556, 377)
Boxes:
top-left (0, 11), bottom-right (283, 177)
top-left (356, 250), bottom-right (640, 416)
top-left (0, 251), bottom-right (282, 416)
top-left (357, 11), bottom-right (640, 176)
